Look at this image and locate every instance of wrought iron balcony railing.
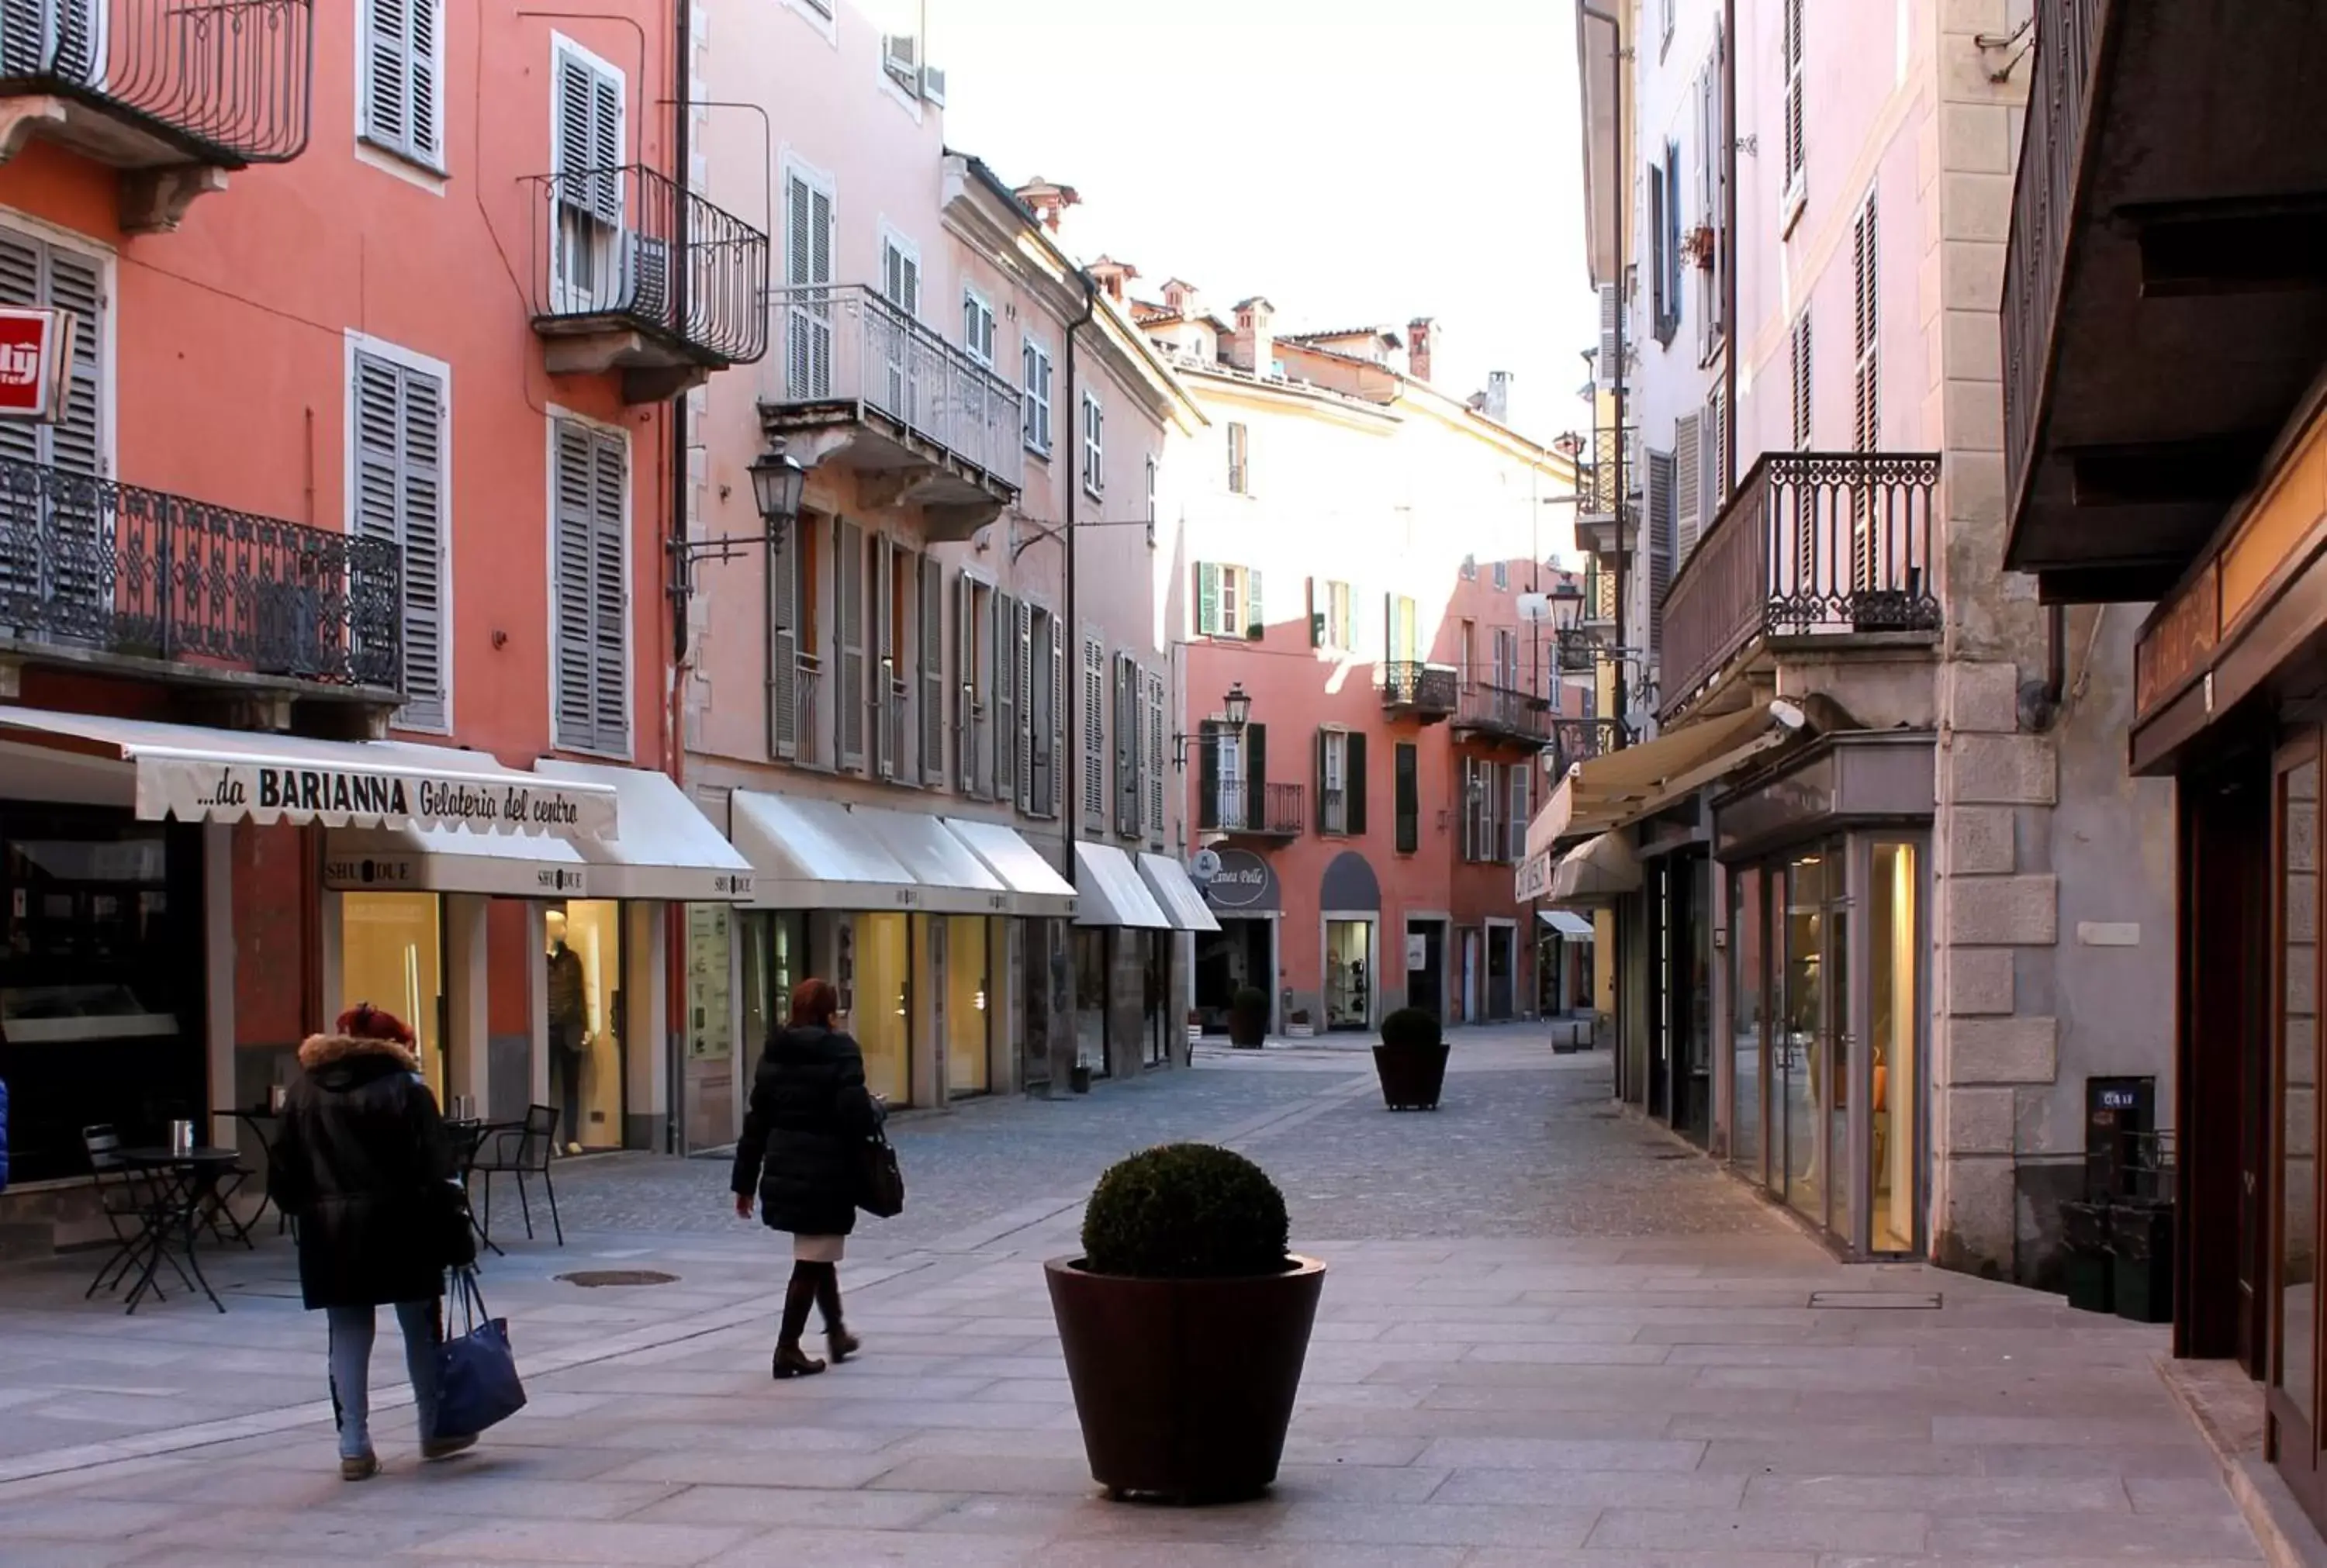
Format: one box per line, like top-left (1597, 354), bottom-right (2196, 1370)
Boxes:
top-left (1380, 661), bottom-right (1458, 717)
top-left (529, 163), bottom-right (769, 369)
top-left (1206, 779), bottom-right (1302, 838)
top-left (767, 283), bottom-right (1025, 492)
top-left (0, 455), bottom-right (402, 689)
top-left (1658, 451), bottom-right (1941, 721)
top-left (2003, 0), bottom-right (2107, 522)
top-left (1578, 423), bottom-right (1641, 519)
top-left (1454, 682), bottom-right (1552, 744)
top-left (1548, 717), bottom-right (1621, 778)
top-left (0, 0), bottom-right (314, 165)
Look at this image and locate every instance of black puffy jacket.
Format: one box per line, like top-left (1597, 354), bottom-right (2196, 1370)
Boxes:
top-left (730, 1025), bottom-right (880, 1237)
top-left (267, 1033), bottom-right (471, 1309)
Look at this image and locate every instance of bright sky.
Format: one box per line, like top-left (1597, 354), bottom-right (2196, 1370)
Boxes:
top-left (928, 0), bottom-right (1597, 447)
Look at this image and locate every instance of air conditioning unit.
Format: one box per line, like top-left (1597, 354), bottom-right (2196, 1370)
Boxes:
top-left (621, 231), bottom-right (669, 322)
top-left (920, 65), bottom-right (946, 105)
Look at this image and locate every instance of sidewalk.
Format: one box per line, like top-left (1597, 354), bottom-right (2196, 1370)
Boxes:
top-left (0, 1026), bottom-right (2265, 1565)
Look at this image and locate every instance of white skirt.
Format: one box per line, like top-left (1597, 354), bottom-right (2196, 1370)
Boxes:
top-left (792, 1234), bottom-right (845, 1263)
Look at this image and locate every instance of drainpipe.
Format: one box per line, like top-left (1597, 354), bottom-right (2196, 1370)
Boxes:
top-left (1582, 2), bottom-right (1627, 754)
top-left (1722, 0), bottom-right (1738, 499)
top-left (1057, 278), bottom-right (1097, 880)
top-left (665, 0), bottom-right (691, 1153)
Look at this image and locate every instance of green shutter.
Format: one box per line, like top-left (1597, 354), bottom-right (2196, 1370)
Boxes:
top-left (1346, 731), bottom-right (1368, 837)
top-left (1196, 561), bottom-right (1218, 637)
top-left (1246, 568), bottom-right (1264, 639)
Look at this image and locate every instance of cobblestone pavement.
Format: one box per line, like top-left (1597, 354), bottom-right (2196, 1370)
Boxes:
top-left (0, 1025), bottom-right (2263, 1565)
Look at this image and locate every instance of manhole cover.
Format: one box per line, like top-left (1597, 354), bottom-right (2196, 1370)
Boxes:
top-left (1807, 1290), bottom-right (1941, 1311)
top-left (556, 1269), bottom-right (679, 1288)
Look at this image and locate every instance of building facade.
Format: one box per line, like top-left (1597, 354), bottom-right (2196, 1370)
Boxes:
top-left (1129, 292), bottom-right (1584, 1036)
top-left (1543, 0), bottom-right (2171, 1273)
top-left (0, 0), bottom-right (771, 1246)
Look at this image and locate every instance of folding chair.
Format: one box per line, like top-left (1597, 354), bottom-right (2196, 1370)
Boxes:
top-left (81, 1126), bottom-right (186, 1300)
top-left (469, 1104), bottom-right (564, 1246)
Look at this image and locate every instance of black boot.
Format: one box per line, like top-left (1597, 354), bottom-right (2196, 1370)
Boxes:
top-left (814, 1263), bottom-right (859, 1363)
top-left (773, 1264), bottom-right (825, 1379)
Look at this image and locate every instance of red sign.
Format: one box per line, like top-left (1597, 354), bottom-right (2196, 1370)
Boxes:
top-left (0, 307), bottom-right (71, 423)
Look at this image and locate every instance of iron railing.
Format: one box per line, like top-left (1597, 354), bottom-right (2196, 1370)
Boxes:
top-left (2003, 0), bottom-right (2107, 520)
top-left (1549, 717), bottom-right (1621, 778)
top-left (1380, 661), bottom-right (1458, 714)
top-left (0, 0), bottom-right (313, 164)
top-left (767, 284), bottom-right (1024, 492)
top-left (0, 454), bottom-right (401, 688)
top-left (794, 656), bottom-right (823, 767)
top-left (1211, 779), bottom-right (1302, 837)
top-left (1658, 451), bottom-right (1941, 721)
top-left (1579, 423), bottom-right (1641, 520)
top-left (530, 163), bottom-right (769, 366)
top-left (1456, 682), bottom-right (1551, 744)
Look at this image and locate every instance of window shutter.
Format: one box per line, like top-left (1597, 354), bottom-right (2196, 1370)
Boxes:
top-left (1394, 742), bottom-right (1418, 855)
top-left (1081, 634), bottom-right (1106, 827)
top-left (1014, 599), bottom-right (1034, 812)
top-left (363, 0), bottom-right (411, 152)
top-left (397, 364), bottom-right (447, 730)
top-left (1246, 721), bottom-right (1267, 803)
top-left (1144, 668), bottom-right (1166, 844)
top-left (408, 0), bottom-right (440, 162)
top-left (1674, 412), bottom-right (1702, 565)
top-left (1853, 192), bottom-right (1880, 453)
top-left (1115, 654), bottom-right (1139, 838)
top-left (872, 537), bottom-right (896, 779)
top-left (921, 555), bottom-right (946, 784)
top-left (769, 513), bottom-right (799, 761)
top-left (1307, 577), bottom-right (1323, 648)
top-left (1246, 568), bottom-right (1264, 640)
top-left (587, 427), bottom-right (627, 753)
top-left (954, 573), bottom-right (976, 792)
top-left (1049, 617), bottom-right (1067, 818)
top-left (1346, 731), bottom-right (1368, 838)
top-left (995, 590), bottom-right (1018, 803)
top-left (835, 517), bottom-right (864, 768)
top-left (1647, 449), bottom-right (1675, 649)
top-left (553, 51), bottom-right (595, 205)
top-left (1702, 389), bottom-right (1726, 526)
top-left (1508, 765), bottom-right (1529, 862)
top-left (1791, 313), bottom-right (1814, 449)
top-left (1597, 282), bottom-right (1622, 385)
top-left (1196, 561), bottom-right (1219, 637)
top-left (1198, 723), bottom-right (1219, 831)
top-left (551, 421), bottom-right (596, 750)
top-left (1782, 0), bottom-right (1805, 207)
top-left (1313, 728), bottom-right (1329, 834)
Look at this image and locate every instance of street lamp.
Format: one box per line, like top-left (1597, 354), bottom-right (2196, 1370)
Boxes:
top-left (1174, 682), bottom-right (1252, 769)
top-left (669, 444), bottom-right (807, 607)
top-left (749, 448), bottom-right (807, 528)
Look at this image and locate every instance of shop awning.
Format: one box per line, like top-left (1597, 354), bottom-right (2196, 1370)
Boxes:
top-left (1547, 832), bottom-right (1643, 908)
top-left (324, 824), bottom-right (593, 899)
top-left (850, 806), bottom-right (1011, 915)
top-left (1074, 841), bottom-right (1170, 929)
top-left (1538, 910), bottom-right (1596, 941)
top-left (532, 760), bottom-right (755, 901)
top-left (730, 792), bottom-right (918, 910)
top-left (942, 817), bottom-right (1078, 917)
top-left (1529, 699), bottom-right (1807, 855)
top-left (1136, 852), bottom-right (1222, 933)
top-left (0, 709), bottom-right (618, 837)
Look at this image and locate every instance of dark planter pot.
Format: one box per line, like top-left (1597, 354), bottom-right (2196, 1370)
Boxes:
top-left (1373, 1042), bottom-right (1450, 1110)
top-left (1228, 1010), bottom-right (1267, 1048)
top-left (1046, 1254), bottom-right (1326, 1504)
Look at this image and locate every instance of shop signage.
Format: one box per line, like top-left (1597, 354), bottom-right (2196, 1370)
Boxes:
top-left (535, 865), bottom-right (587, 895)
top-left (1405, 932), bottom-right (1426, 969)
top-left (322, 855), bottom-right (590, 897)
top-left (0, 306), bottom-right (74, 423)
top-left (1201, 848), bottom-right (1278, 912)
top-left (712, 872), bottom-right (755, 900)
top-left (143, 755), bottom-right (617, 838)
top-left (323, 855), bottom-right (421, 889)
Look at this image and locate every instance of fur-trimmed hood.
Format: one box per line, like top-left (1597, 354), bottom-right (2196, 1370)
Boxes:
top-left (298, 1032), bottom-right (421, 1075)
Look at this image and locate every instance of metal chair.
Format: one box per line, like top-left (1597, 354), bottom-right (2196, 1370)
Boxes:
top-left (469, 1104), bottom-right (564, 1246)
top-left (80, 1125), bottom-right (186, 1301)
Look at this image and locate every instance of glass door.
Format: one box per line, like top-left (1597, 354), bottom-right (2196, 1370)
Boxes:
top-left (1780, 846), bottom-right (1837, 1233)
top-left (1731, 865), bottom-right (1766, 1186)
top-left (2273, 732), bottom-right (2323, 1496)
top-left (1867, 841), bottom-right (1922, 1255)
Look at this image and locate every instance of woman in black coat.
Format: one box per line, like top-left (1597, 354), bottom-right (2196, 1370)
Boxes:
top-left (731, 977), bottom-right (882, 1378)
top-left (268, 1004), bottom-right (476, 1479)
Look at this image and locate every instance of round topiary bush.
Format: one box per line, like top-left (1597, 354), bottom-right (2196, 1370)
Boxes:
top-left (1379, 1007), bottom-right (1443, 1050)
top-left (1231, 986), bottom-right (1268, 1017)
top-left (1082, 1143), bottom-right (1290, 1279)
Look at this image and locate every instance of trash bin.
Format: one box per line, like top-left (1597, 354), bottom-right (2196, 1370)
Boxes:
top-left (2111, 1198), bottom-right (2174, 1324)
top-left (2060, 1199), bottom-right (2113, 1314)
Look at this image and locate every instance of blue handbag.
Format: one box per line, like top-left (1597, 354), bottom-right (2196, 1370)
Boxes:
top-left (435, 1268), bottom-right (526, 1438)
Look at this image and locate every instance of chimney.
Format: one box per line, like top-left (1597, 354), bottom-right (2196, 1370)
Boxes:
top-left (1087, 256), bottom-right (1138, 305)
top-left (1229, 296), bottom-right (1276, 375)
top-left (1407, 316), bottom-right (1437, 383)
top-left (1483, 371), bottom-right (1512, 423)
top-left (1012, 176), bottom-right (1081, 236)
top-left (1163, 278), bottom-right (1202, 319)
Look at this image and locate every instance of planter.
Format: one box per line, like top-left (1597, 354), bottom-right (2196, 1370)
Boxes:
top-left (1372, 1043), bottom-right (1450, 1110)
top-left (1228, 1013), bottom-right (1267, 1048)
top-left (1286, 1021), bottom-right (1315, 1039)
top-left (1069, 1063), bottom-right (1093, 1094)
top-left (1046, 1255), bottom-right (1326, 1503)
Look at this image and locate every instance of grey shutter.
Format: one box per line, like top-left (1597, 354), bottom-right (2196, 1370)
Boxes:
top-left (356, 352), bottom-right (445, 731)
top-left (363, 0), bottom-right (410, 152)
top-left (835, 517), bottom-right (864, 769)
top-left (408, 0), bottom-right (439, 162)
top-left (1081, 634), bottom-right (1105, 827)
top-left (1115, 654), bottom-right (1139, 838)
top-left (1597, 282), bottom-right (1621, 386)
top-left (586, 427), bottom-right (628, 751)
top-left (954, 573), bottom-right (976, 793)
top-left (1508, 765), bottom-right (1529, 862)
top-left (1701, 390), bottom-right (1725, 528)
top-left (769, 511), bottom-right (798, 761)
top-left (1673, 412), bottom-right (1702, 565)
top-left (1050, 615), bottom-right (1067, 818)
top-left (1246, 568), bottom-right (1264, 640)
top-left (555, 48), bottom-right (621, 223)
top-left (921, 554), bottom-right (945, 784)
top-left (994, 589), bottom-right (1018, 804)
top-left (1647, 449), bottom-right (1675, 650)
top-left (1013, 598), bottom-right (1033, 812)
top-left (1195, 561), bottom-right (1218, 637)
top-left (784, 174), bottom-right (835, 397)
top-left (873, 537), bottom-right (896, 779)
top-left (551, 421), bottom-right (596, 750)
top-left (1144, 668), bottom-right (1166, 844)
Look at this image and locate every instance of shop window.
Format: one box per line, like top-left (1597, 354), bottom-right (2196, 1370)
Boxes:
top-left (1731, 866), bottom-right (1765, 1185)
top-left (1326, 920), bottom-right (1371, 1030)
top-left (341, 890), bottom-right (444, 1103)
top-left (545, 901), bottom-right (624, 1150)
top-left (854, 912), bottom-right (910, 1104)
top-left (946, 915), bottom-right (991, 1096)
top-left (1869, 842), bottom-right (1918, 1254)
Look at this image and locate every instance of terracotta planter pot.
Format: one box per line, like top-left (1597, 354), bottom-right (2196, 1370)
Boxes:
top-left (1372, 1042), bottom-right (1450, 1110)
top-left (1228, 1010), bottom-right (1267, 1048)
top-left (1046, 1255), bottom-right (1326, 1504)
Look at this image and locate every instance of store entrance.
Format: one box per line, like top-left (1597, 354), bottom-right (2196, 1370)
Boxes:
top-left (341, 890), bottom-right (447, 1105)
top-left (1195, 917), bottom-right (1270, 1033)
top-left (545, 901), bottom-right (624, 1152)
top-left (1324, 918), bottom-right (1372, 1031)
top-left (1406, 919), bottom-right (1445, 1018)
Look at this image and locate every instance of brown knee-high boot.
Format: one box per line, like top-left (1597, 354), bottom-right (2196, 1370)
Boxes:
top-left (814, 1263), bottom-right (859, 1363)
top-left (773, 1262), bottom-right (826, 1379)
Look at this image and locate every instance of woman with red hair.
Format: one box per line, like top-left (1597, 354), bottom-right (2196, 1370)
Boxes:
top-left (730, 977), bottom-right (882, 1376)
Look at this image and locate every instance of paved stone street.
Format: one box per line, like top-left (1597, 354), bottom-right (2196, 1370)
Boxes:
top-left (0, 1025), bottom-right (2261, 1565)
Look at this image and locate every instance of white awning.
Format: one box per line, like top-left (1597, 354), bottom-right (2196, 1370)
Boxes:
top-left (0, 709), bottom-right (617, 838)
top-left (1074, 841), bottom-right (1170, 928)
top-left (534, 760), bottom-right (755, 902)
top-left (1529, 700), bottom-right (1806, 854)
top-left (324, 825), bottom-right (593, 899)
top-left (1547, 832), bottom-right (1643, 908)
top-left (731, 792), bottom-right (918, 910)
top-left (1137, 852), bottom-right (1220, 932)
top-left (851, 806), bottom-right (1011, 915)
top-left (942, 817), bottom-right (1078, 917)
top-left (1538, 910), bottom-right (1596, 941)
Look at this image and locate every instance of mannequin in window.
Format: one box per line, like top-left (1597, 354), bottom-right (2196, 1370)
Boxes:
top-left (545, 910), bottom-right (589, 1154)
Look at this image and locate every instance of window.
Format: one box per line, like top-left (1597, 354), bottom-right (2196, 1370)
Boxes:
top-left (782, 164), bottom-right (835, 398)
top-left (354, 347), bottom-right (448, 732)
top-left (835, 516), bottom-right (864, 769)
top-left (1113, 652), bottom-right (1142, 840)
top-left (1462, 756), bottom-right (1502, 863)
top-left (879, 235), bottom-right (921, 427)
top-left (869, 534), bottom-right (903, 780)
top-left (1658, 0), bottom-right (1675, 54)
top-left (1022, 338), bottom-right (1053, 455)
top-left (1082, 633), bottom-right (1108, 829)
top-left (954, 575), bottom-right (993, 796)
top-left (0, 228), bottom-right (103, 637)
top-left (1316, 728), bottom-right (1368, 838)
top-left (1143, 668), bottom-right (1167, 845)
top-left (1394, 742), bottom-right (1419, 854)
top-left (1021, 606), bottom-right (1063, 818)
top-left (1199, 717), bottom-right (1264, 834)
top-left (1781, 0), bottom-right (1806, 227)
top-left (1852, 190), bottom-right (1880, 452)
top-left (549, 40), bottom-right (625, 315)
top-left (1309, 578), bottom-right (1354, 651)
top-left (994, 590), bottom-right (1018, 803)
top-left (769, 507), bottom-right (810, 763)
top-left (551, 416), bottom-right (629, 756)
top-left (1226, 421), bottom-right (1250, 494)
top-left (1492, 560), bottom-right (1509, 592)
top-left (361, 0), bottom-right (443, 169)
top-left (1144, 455), bottom-right (1157, 548)
top-left (1386, 593), bottom-right (1419, 662)
top-left (1695, 28), bottom-right (1728, 361)
top-left (919, 554), bottom-right (945, 786)
top-left (1491, 627), bottom-right (1520, 690)
top-left (1507, 764), bottom-right (1530, 863)
top-left (1081, 392), bottom-right (1104, 499)
top-left (1195, 561), bottom-right (1262, 640)
top-left (961, 287), bottom-right (996, 366)
top-left (1459, 617), bottom-right (1477, 686)
top-left (1651, 140), bottom-right (1682, 345)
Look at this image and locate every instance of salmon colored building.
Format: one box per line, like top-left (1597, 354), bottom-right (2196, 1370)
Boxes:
top-left (0, 0), bottom-right (766, 1247)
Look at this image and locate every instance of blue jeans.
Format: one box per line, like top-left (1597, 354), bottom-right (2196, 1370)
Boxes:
top-left (326, 1300), bottom-right (442, 1459)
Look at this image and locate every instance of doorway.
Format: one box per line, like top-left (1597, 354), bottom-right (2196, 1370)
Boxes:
top-left (545, 900), bottom-right (624, 1151)
top-left (2273, 731), bottom-right (2324, 1505)
top-left (1460, 927), bottom-right (1480, 1021)
top-left (1324, 917), bottom-right (1374, 1030)
top-left (1485, 922), bottom-right (1515, 1021)
top-left (1195, 917), bottom-right (1271, 1033)
top-left (1405, 918), bottom-right (1445, 1018)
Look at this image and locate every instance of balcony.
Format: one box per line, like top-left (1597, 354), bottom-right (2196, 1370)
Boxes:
top-left (2003, 0), bottom-right (2327, 602)
top-left (0, 0), bottom-right (313, 232)
top-left (761, 285), bottom-right (1022, 542)
top-left (529, 163), bottom-right (769, 404)
top-left (1658, 451), bottom-right (1941, 724)
top-left (1379, 661), bottom-right (1457, 723)
top-left (1575, 424), bottom-right (1638, 561)
top-left (1452, 682), bottom-right (1551, 747)
top-left (1548, 717), bottom-right (1621, 779)
top-left (0, 454), bottom-right (402, 705)
top-left (1208, 780), bottom-right (1303, 841)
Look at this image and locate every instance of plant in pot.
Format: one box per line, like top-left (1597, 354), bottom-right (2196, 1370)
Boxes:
top-left (1286, 1007), bottom-right (1314, 1039)
top-left (1228, 985), bottom-right (1269, 1048)
top-left (1374, 1006), bottom-right (1449, 1110)
top-left (1046, 1144), bottom-right (1325, 1504)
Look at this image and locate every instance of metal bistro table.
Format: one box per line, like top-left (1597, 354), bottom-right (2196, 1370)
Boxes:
top-left (117, 1146), bottom-right (239, 1314)
top-left (444, 1118), bottom-right (507, 1258)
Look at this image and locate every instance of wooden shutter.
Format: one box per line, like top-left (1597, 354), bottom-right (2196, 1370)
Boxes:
top-left (1195, 561), bottom-right (1219, 637)
top-left (1346, 731), bottom-right (1368, 838)
top-left (1647, 449), bottom-right (1675, 649)
top-left (1050, 616), bottom-right (1067, 818)
top-left (352, 356), bottom-right (445, 730)
top-left (784, 174), bottom-right (835, 397)
top-left (1081, 634), bottom-right (1106, 827)
top-left (995, 590), bottom-right (1018, 804)
top-left (1013, 598), bottom-right (1034, 812)
top-left (954, 573), bottom-right (977, 792)
top-left (1508, 764), bottom-right (1529, 862)
top-left (1782, 0), bottom-right (1805, 205)
top-left (1144, 668), bottom-right (1167, 844)
top-left (1852, 192), bottom-right (1881, 591)
top-left (1597, 282), bottom-right (1622, 386)
top-left (1701, 389), bottom-right (1726, 528)
top-left (1308, 578), bottom-right (1323, 648)
top-left (835, 517), bottom-right (864, 768)
top-left (769, 513), bottom-right (799, 761)
top-left (1314, 728), bottom-right (1330, 834)
top-left (555, 47), bottom-right (622, 223)
top-left (1115, 654), bottom-right (1139, 838)
top-left (1198, 724), bottom-right (1219, 831)
top-left (1695, 36), bottom-right (1724, 361)
top-left (407, 0), bottom-right (440, 162)
top-left (1246, 723), bottom-right (1268, 819)
top-left (552, 420), bottom-right (626, 754)
top-left (362, 0), bottom-right (414, 154)
top-left (1395, 742), bottom-right (1418, 855)
top-left (1674, 412), bottom-right (1702, 565)
top-left (1790, 313), bottom-right (1814, 449)
top-left (921, 555), bottom-right (946, 784)
top-left (873, 537), bottom-right (896, 779)
top-left (1246, 569), bottom-right (1264, 640)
